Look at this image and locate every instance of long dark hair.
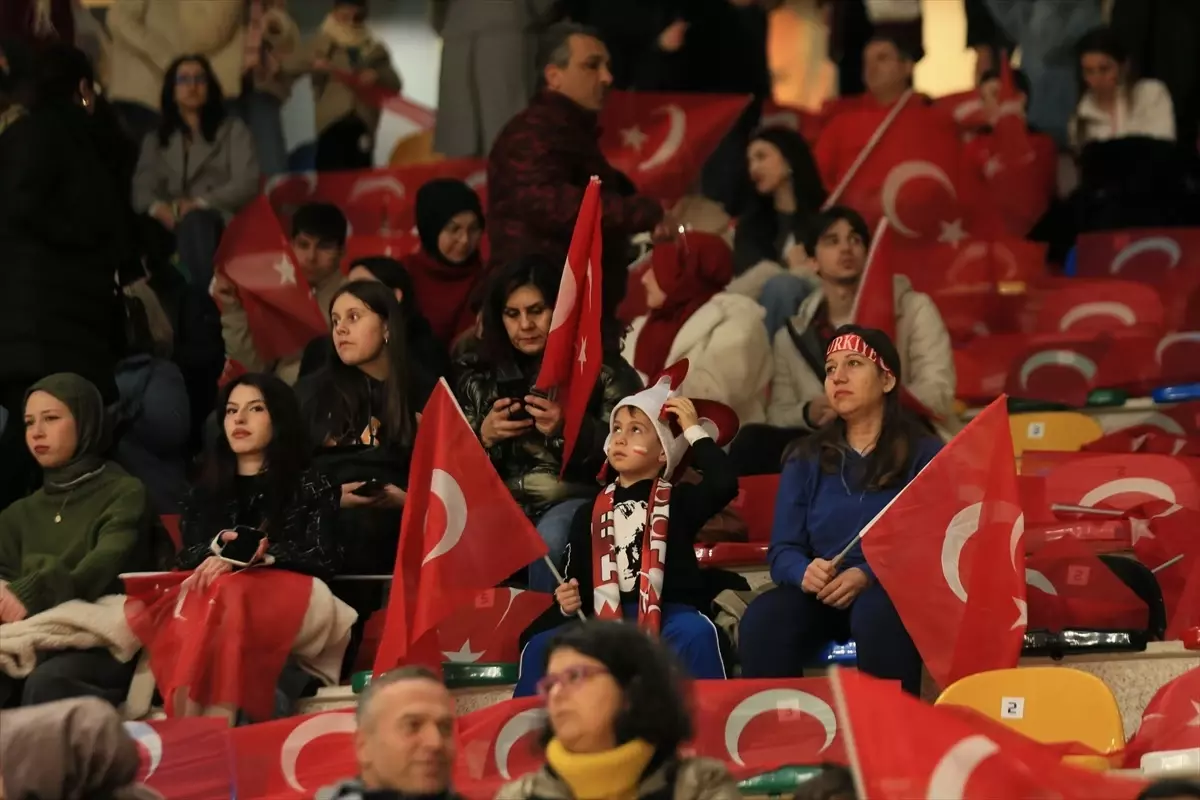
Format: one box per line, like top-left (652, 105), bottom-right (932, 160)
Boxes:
top-left (479, 254), bottom-right (560, 369)
top-left (538, 621), bottom-right (692, 756)
top-left (788, 325), bottom-right (927, 491)
top-left (312, 280), bottom-right (415, 448)
top-left (348, 256), bottom-right (430, 333)
top-left (200, 373), bottom-right (312, 534)
top-left (157, 54), bottom-right (226, 147)
top-left (1073, 27), bottom-right (1136, 147)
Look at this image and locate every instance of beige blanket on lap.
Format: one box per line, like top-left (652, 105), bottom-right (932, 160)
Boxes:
top-left (0, 596), bottom-right (141, 678)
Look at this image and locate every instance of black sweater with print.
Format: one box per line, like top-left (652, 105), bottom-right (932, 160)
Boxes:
top-left (558, 436), bottom-right (739, 614)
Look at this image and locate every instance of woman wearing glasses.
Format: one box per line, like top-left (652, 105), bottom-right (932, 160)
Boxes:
top-left (496, 621), bottom-right (740, 800)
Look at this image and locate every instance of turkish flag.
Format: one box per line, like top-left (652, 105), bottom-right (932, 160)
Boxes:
top-left (1073, 227), bottom-right (1200, 329)
top-left (264, 159), bottom-right (488, 235)
top-left (1083, 426), bottom-right (1200, 457)
top-left (1123, 667), bottom-right (1200, 767)
top-left (454, 697), bottom-right (546, 798)
top-left (1004, 331), bottom-right (1160, 406)
top-left (124, 717), bottom-right (233, 800)
top-left (1031, 452), bottom-right (1200, 514)
top-left (816, 95), bottom-right (967, 243)
top-left (342, 231), bottom-right (422, 268)
top-left (124, 570), bottom-right (312, 721)
top-left (333, 68), bottom-right (438, 130)
top-left (860, 396), bottom-right (1026, 688)
top-left (1026, 279), bottom-right (1166, 335)
top-left (934, 88), bottom-right (987, 135)
top-left (759, 98), bottom-right (827, 145)
top-left (1129, 502), bottom-right (1200, 638)
top-left (1024, 534), bottom-right (1148, 631)
top-left (373, 380), bottom-right (549, 675)
top-left (687, 678), bottom-right (845, 779)
top-left (533, 176), bottom-right (603, 472)
top-left (214, 196), bottom-right (327, 363)
top-left (832, 668), bottom-right (1147, 800)
top-left (599, 90), bottom-right (751, 203)
top-left (436, 588), bottom-right (553, 664)
top-left (231, 710), bottom-right (357, 799)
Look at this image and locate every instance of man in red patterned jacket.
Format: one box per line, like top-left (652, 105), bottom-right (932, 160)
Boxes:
top-left (486, 22), bottom-right (670, 271)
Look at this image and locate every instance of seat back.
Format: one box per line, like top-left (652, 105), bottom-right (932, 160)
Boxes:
top-left (734, 474), bottom-right (781, 542)
top-left (1010, 412), bottom-right (1104, 462)
top-left (935, 667), bottom-right (1124, 768)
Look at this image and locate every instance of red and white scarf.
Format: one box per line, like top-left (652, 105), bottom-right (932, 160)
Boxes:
top-left (590, 479), bottom-right (672, 636)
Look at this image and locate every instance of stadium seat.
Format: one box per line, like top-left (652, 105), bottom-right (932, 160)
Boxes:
top-left (695, 474), bottom-right (778, 567)
top-left (1009, 411), bottom-right (1104, 462)
top-left (935, 667), bottom-right (1124, 769)
top-left (737, 766), bottom-right (824, 797)
top-left (351, 663), bottom-right (519, 694)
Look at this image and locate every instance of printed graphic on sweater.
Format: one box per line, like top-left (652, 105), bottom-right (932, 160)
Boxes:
top-left (612, 499), bottom-right (649, 593)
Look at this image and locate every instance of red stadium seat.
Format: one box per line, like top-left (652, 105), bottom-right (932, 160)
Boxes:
top-left (695, 474), bottom-right (780, 567)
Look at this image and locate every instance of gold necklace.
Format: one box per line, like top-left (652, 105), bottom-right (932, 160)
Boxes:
top-left (54, 493), bottom-right (69, 524)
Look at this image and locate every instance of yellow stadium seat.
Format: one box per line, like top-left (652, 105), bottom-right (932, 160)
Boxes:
top-left (1009, 411), bottom-right (1104, 463)
top-left (388, 130), bottom-right (439, 167)
top-left (935, 667), bottom-right (1124, 770)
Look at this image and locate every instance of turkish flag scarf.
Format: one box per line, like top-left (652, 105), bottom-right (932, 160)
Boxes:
top-left (590, 479), bottom-right (670, 635)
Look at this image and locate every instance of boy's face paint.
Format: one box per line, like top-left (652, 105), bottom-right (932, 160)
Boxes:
top-left (607, 407), bottom-right (665, 480)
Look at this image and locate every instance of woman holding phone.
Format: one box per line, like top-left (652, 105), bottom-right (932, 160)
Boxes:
top-left (453, 256), bottom-right (642, 591)
top-left (177, 373), bottom-right (341, 584)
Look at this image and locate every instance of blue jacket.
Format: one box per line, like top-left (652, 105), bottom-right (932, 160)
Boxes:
top-left (768, 437), bottom-right (942, 587)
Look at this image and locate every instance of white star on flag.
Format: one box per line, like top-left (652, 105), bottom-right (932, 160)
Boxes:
top-left (938, 219), bottom-right (968, 248)
top-left (984, 155), bottom-right (1004, 179)
top-left (442, 640), bottom-right (485, 663)
top-left (1190, 700), bottom-right (1200, 728)
top-left (1010, 597), bottom-right (1027, 631)
top-left (273, 256), bottom-right (297, 286)
top-left (1129, 518), bottom-right (1155, 546)
top-left (577, 338), bottom-right (588, 372)
top-left (621, 126), bottom-right (648, 152)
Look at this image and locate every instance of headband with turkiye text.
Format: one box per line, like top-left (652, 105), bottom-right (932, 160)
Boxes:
top-left (826, 333), bottom-right (893, 375)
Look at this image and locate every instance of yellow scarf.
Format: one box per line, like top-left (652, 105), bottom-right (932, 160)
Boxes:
top-left (545, 738), bottom-right (656, 800)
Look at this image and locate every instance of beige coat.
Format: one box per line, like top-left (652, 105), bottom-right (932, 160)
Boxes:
top-left (220, 271), bottom-right (347, 386)
top-left (496, 757), bottom-right (741, 800)
top-left (132, 116), bottom-right (260, 217)
top-left (767, 275), bottom-right (961, 440)
top-left (106, 0), bottom-right (246, 111)
top-left (622, 293), bottom-right (773, 425)
top-left (307, 30), bottom-right (402, 135)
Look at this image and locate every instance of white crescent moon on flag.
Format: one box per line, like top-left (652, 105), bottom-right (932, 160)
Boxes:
top-left (1156, 332), bottom-right (1200, 364)
top-left (423, 469), bottom-right (468, 565)
top-left (926, 735), bottom-right (1000, 800)
top-left (1058, 302), bottom-right (1136, 332)
top-left (1018, 350), bottom-right (1097, 389)
top-left (548, 263), bottom-right (578, 333)
top-left (465, 170), bottom-right (487, 189)
top-left (724, 689), bottom-right (837, 766)
top-left (280, 712), bottom-right (356, 792)
top-left (1025, 568), bottom-right (1058, 596)
top-left (495, 708), bottom-right (547, 779)
top-left (879, 160), bottom-right (957, 238)
top-left (1110, 237), bottom-right (1181, 275)
top-left (638, 105), bottom-right (686, 172)
top-left (349, 175), bottom-right (406, 202)
top-left (941, 503), bottom-right (982, 603)
top-left (264, 171), bottom-right (317, 200)
top-left (123, 721), bottom-right (163, 778)
top-left (1078, 477), bottom-right (1176, 511)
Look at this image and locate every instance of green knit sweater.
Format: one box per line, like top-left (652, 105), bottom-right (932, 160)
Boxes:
top-left (0, 466), bottom-right (150, 616)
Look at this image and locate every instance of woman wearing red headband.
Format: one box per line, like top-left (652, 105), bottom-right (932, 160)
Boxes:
top-left (737, 324), bottom-right (939, 695)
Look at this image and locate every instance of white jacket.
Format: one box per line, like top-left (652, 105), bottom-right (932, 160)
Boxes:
top-left (106, 0), bottom-right (246, 110)
top-left (1070, 78), bottom-right (1176, 150)
top-left (623, 293), bottom-right (773, 426)
top-left (767, 275), bottom-right (961, 440)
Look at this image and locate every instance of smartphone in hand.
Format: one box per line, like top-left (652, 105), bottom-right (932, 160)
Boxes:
top-left (212, 525), bottom-right (267, 566)
top-left (351, 479), bottom-right (387, 497)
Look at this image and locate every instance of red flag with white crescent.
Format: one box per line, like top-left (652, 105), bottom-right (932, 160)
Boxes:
top-left (533, 176), bottom-right (604, 473)
top-left (435, 588), bottom-right (553, 664)
top-left (230, 710), bottom-right (357, 799)
top-left (213, 196), bottom-right (327, 363)
top-left (373, 380), bottom-right (549, 675)
top-left (859, 396), bottom-right (1026, 688)
top-left (125, 718), bottom-right (233, 800)
top-left (832, 668), bottom-right (1147, 799)
top-left (1122, 667), bottom-right (1200, 767)
top-left (454, 697), bottom-right (546, 797)
top-left (599, 90), bottom-right (751, 203)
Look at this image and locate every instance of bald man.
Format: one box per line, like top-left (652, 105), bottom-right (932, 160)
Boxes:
top-left (317, 666), bottom-right (461, 799)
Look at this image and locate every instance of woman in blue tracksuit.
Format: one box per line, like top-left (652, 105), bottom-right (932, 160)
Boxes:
top-left (738, 324), bottom-right (939, 695)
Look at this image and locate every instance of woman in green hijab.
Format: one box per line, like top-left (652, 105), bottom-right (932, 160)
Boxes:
top-left (0, 373), bottom-right (151, 708)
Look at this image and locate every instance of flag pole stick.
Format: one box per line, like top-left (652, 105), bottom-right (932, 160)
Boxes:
top-left (543, 555), bottom-right (587, 622)
top-left (829, 533), bottom-right (864, 570)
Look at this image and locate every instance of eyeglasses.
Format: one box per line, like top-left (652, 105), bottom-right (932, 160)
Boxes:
top-left (535, 665), bottom-right (608, 699)
top-left (175, 74), bottom-right (208, 87)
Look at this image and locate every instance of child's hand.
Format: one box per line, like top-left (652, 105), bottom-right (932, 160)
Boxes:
top-left (663, 397), bottom-right (700, 430)
top-left (555, 578), bottom-right (582, 615)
